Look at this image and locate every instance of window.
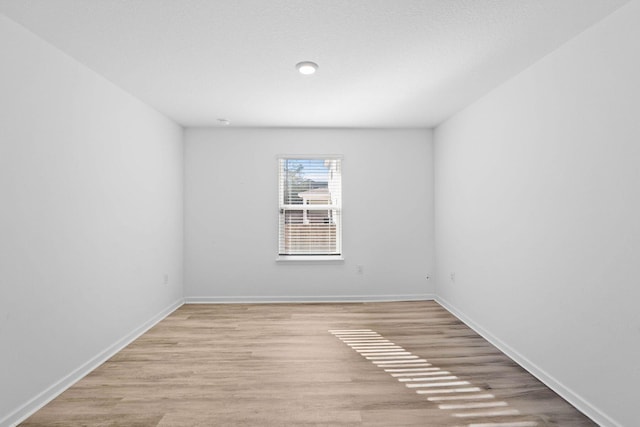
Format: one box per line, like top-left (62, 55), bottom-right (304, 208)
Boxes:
top-left (278, 156), bottom-right (342, 258)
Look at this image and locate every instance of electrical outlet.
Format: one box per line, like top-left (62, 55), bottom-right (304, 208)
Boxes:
top-left (163, 274), bottom-right (169, 285)
top-left (450, 272), bottom-right (456, 283)
top-left (357, 265), bottom-right (364, 274)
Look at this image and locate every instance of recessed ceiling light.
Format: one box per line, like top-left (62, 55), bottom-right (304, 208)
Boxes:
top-left (296, 61), bottom-right (318, 75)
top-left (217, 118), bottom-right (230, 126)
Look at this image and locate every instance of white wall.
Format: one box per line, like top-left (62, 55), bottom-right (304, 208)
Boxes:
top-left (0, 16), bottom-right (184, 426)
top-left (185, 128), bottom-right (434, 301)
top-left (434, 2), bottom-right (640, 426)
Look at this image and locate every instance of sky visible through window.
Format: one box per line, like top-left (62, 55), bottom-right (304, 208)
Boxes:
top-left (285, 159), bottom-right (329, 184)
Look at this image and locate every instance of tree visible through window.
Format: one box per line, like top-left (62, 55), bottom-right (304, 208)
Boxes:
top-left (278, 157), bottom-right (342, 256)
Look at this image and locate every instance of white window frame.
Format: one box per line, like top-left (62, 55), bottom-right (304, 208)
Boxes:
top-left (276, 155), bottom-right (343, 262)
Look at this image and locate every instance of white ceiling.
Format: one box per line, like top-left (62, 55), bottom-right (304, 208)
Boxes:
top-left (0, 0), bottom-right (629, 128)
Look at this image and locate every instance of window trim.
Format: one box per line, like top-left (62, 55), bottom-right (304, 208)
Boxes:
top-left (276, 255), bottom-right (344, 263)
top-left (276, 154), bottom-right (343, 261)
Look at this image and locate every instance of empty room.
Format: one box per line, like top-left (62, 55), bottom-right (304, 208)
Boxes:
top-left (1, 1), bottom-right (638, 426)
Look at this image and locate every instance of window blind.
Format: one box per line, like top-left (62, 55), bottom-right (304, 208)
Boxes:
top-left (278, 157), bottom-right (342, 256)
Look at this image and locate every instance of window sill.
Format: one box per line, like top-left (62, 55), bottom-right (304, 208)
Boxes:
top-left (276, 255), bottom-right (344, 263)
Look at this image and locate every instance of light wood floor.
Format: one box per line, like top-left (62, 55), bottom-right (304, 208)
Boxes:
top-left (21, 301), bottom-right (595, 426)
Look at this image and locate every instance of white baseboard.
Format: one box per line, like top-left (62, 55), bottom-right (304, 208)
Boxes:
top-left (185, 294), bottom-right (435, 304)
top-left (434, 296), bottom-right (621, 427)
top-left (1, 298), bottom-right (184, 427)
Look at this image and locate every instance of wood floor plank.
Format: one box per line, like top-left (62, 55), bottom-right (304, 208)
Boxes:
top-left (20, 301), bottom-right (596, 426)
